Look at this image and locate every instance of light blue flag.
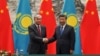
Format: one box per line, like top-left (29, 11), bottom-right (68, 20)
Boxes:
top-left (13, 0), bottom-right (33, 54)
top-left (62, 0), bottom-right (81, 54)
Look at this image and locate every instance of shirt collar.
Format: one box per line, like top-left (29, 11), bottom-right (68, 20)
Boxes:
top-left (60, 24), bottom-right (66, 28)
top-left (35, 24), bottom-right (41, 27)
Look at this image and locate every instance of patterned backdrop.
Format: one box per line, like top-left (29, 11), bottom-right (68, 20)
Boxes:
top-left (7, 0), bottom-right (100, 24)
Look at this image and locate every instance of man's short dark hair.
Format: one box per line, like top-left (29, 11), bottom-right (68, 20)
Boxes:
top-left (59, 14), bottom-right (67, 19)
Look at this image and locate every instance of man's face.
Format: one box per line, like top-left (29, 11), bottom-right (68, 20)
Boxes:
top-left (59, 17), bottom-right (66, 25)
top-left (34, 17), bottom-right (42, 25)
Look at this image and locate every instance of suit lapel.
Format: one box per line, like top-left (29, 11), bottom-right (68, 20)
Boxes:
top-left (61, 25), bottom-right (67, 36)
top-left (57, 26), bottom-right (61, 37)
top-left (60, 25), bottom-right (69, 37)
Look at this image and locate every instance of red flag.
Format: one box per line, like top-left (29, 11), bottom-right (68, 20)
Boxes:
top-left (40, 0), bottom-right (56, 54)
top-left (0, 0), bottom-right (14, 53)
top-left (95, 26), bottom-right (100, 54)
top-left (80, 0), bottom-right (99, 54)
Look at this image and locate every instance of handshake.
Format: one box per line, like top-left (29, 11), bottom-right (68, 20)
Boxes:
top-left (43, 38), bottom-right (48, 43)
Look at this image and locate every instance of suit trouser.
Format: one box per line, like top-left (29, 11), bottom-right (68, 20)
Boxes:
top-left (57, 47), bottom-right (70, 54)
top-left (29, 47), bottom-right (45, 54)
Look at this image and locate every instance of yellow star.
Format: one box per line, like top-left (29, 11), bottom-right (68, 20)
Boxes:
top-left (46, 11), bottom-right (49, 15)
top-left (40, 10), bottom-right (43, 14)
top-left (85, 10), bottom-right (89, 14)
top-left (91, 11), bottom-right (94, 15)
top-left (52, 8), bottom-right (54, 11)
top-left (0, 9), bottom-right (4, 14)
top-left (6, 6), bottom-right (8, 9)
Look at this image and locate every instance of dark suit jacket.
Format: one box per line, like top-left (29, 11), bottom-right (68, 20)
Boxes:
top-left (27, 24), bottom-right (47, 54)
top-left (48, 24), bottom-right (75, 53)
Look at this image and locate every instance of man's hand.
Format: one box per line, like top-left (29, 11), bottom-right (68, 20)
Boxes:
top-left (70, 50), bottom-right (73, 54)
top-left (43, 38), bottom-right (48, 43)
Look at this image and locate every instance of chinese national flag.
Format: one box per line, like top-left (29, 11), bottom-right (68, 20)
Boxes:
top-left (0, 0), bottom-right (14, 53)
top-left (80, 0), bottom-right (99, 54)
top-left (95, 26), bottom-right (100, 54)
top-left (40, 0), bottom-right (56, 54)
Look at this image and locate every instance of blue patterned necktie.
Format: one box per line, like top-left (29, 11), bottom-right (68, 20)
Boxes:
top-left (60, 26), bottom-right (63, 35)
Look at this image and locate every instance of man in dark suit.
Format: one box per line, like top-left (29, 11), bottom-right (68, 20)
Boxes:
top-left (27, 14), bottom-right (47, 54)
top-left (45, 15), bottom-right (75, 54)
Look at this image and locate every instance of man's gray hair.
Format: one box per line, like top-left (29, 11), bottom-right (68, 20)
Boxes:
top-left (34, 14), bottom-right (42, 19)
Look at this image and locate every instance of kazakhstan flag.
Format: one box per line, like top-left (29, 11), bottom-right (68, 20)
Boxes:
top-left (13, 0), bottom-right (33, 54)
top-left (62, 0), bottom-right (81, 54)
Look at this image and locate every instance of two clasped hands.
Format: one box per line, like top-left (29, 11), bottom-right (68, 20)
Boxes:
top-left (43, 38), bottom-right (48, 43)
top-left (42, 38), bottom-right (73, 54)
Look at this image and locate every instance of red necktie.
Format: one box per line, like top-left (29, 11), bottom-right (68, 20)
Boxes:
top-left (37, 25), bottom-right (41, 36)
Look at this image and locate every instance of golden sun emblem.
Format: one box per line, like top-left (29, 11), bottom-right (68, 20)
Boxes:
top-left (14, 14), bottom-right (33, 35)
top-left (67, 15), bottom-right (78, 27)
